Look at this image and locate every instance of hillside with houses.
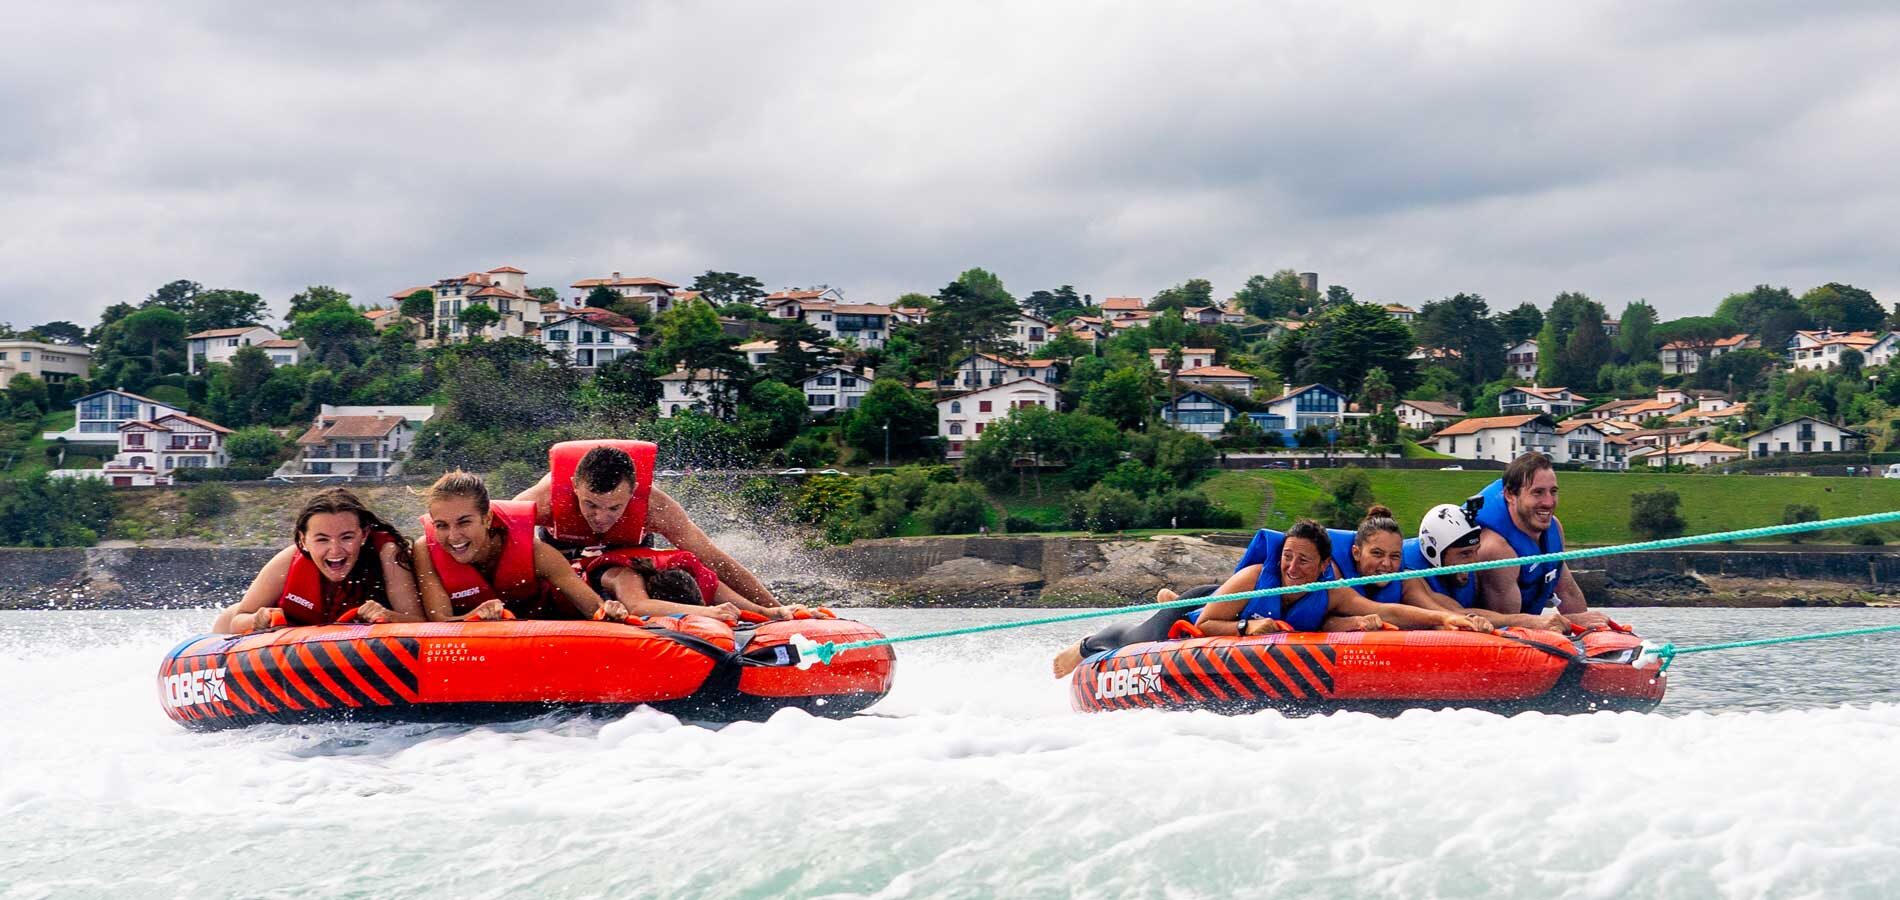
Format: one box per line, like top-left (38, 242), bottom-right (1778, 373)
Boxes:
top-left (2, 268), bottom-right (1898, 546)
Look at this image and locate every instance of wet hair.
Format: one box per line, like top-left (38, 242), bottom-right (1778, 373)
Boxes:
top-left (426, 470), bottom-right (491, 516)
top-left (628, 558), bottom-right (703, 606)
top-left (1503, 452), bottom-right (1555, 495)
top-left (1355, 504), bottom-right (1402, 545)
top-left (293, 488), bottom-right (414, 596)
top-left (574, 446), bottom-right (637, 494)
top-left (1283, 518), bottom-right (1332, 560)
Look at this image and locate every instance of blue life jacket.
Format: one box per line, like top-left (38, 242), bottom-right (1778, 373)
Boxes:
top-left (1471, 478), bottom-right (1564, 614)
top-left (1402, 538), bottom-right (1478, 608)
top-left (1189, 529), bottom-right (1332, 631)
top-left (1326, 528), bottom-right (1404, 604)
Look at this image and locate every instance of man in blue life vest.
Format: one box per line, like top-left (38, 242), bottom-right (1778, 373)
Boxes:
top-left (1468, 452), bottom-right (1610, 629)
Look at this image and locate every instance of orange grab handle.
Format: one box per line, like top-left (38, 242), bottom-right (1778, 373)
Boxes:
top-left (1168, 619), bottom-right (1206, 640)
top-left (739, 610), bottom-right (771, 624)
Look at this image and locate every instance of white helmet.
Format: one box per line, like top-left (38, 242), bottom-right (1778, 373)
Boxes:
top-left (1418, 503), bottom-right (1483, 566)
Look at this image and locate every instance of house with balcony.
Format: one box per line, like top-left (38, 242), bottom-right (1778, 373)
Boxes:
top-left (1396, 399), bottom-right (1464, 432)
top-left (290, 415), bottom-right (414, 479)
top-left (1010, 314), bottom-right (1052, 354)
top-left (1383, 304), bottom-right (1417, 325)
top-left (1499, 385), bottom-right (1590, 418)
top-left (801, 366), bottom-right (875, 414)
top-left (570, 272), bottom-right (680, 313)
top-left (538, 310), bottom-right (640, 369)
top-left (936, 379), bottom-right (1060, 458)
top-left (923, 354), bottom-right (1062, 392)
top-left (1424, 414), bottom-right (1558, 463)
top-left (1504, 339), bottom-right (1539, 380)
top-left (0, 340), bottom-right (89, 386)
top-left (1554, 420), bottom-right (1621, 470)
top-left (1176, 366), bottom-right (1258, 394)
top-left (46, 390), bottom-right (188, 448)
top-left (1740, 417), bottom-right (1867, 457)
top-left (1659, 334), bottom-right (1753, 376)
top-left (49, 412), bottom-right (234, 486)
top-left (1787, 329), bottom-right (1882, 372)
top-left (1160, 390), bottom-right (1237, 439)
top-left (427, 266), bottom-right (546, 343)
top-left (738, 339), bottom-right (824, 367)
top-left (186, 325), bottom-right (280, 374)
top-left (1183, 306), bottom-right (1226, 326)
top-left (1262, 384), bottom-right (1357, 431)
top-left (1634, 440), bottom-right (1744, 468)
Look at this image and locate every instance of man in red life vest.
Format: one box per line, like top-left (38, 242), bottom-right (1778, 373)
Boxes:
top-left (515, 440), bottom-right (791, 623)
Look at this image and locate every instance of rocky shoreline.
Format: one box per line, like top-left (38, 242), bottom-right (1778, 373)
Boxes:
top-left (3, 537), bottom-right (1899, 611)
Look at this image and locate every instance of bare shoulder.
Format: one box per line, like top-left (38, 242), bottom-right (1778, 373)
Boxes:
top-left (1474, 529), bottom-right (1516, 561)
top-left (513, 473), bottom-right (552, 504)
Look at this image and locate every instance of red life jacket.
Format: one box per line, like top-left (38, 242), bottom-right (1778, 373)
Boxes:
top-left (585, 546), bottom-right (720, 606)
top-left (277, 531), bottom-right (399, 626)
top-left (542, 439), bottom-right (657, 547)
top-left (419, 499), bottom-right (542, 617)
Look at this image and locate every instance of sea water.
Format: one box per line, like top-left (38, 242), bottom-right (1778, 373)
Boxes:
top-left (2, 607), bottom-right (1897, 898)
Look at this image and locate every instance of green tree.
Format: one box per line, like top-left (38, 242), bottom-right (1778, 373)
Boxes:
top-left (743, 380), bottom-right (809, 450)
top-left (1495, 302), bottom-right (1544, 344)
top-left (527, 287), bottom-right (560, 305)
top-left (1618, 300), bottom-right (1658, 364)
top-left (649, 300), bottom-right (747, 418)
top-left (1360, 367), bottom-right (1396, 411)
top-left (186, 289), bottom-right (267, 334)
top-left (1629, 489), bottom-right (1685, 540)
top-left (1273, 302), bottom-right (1418, 397)
top-left (688, 271), bottom-right (767, 307)
top-left (224, 425), bottom-right (286, 466)
top-left (917, 482), bottom-right (989, 534)
top-left (1781, 503), bottom-right (1821, 544)
top-left (89, 302), bottom-right (138, 345)
top-left (1068, 483), bottom-right (1143, 532)
top-left (963, 407), bottom-right (1125, 492)
top-left (1561, 314), bottom-right (1613, 391)
top-left (1309, 467), bottom-right (1375, 528)
top-left (1032, 330), bottom-right (1092, 363)
top-left (590, 353), bottom-right (662, 421)
top-left (1322, 285), bottom-right (1356, 309)
top-left (917, 278), bottom-right (1018, 379)
top-left (119, 307), bottom-right (189, 379)
top-left (25, 321), bottom-right (86, 345)
top-left (1413, 294), bottom-right (1506, 389)
top-left (399, 290), bottom-right (435, 321)
top-left (1231, 271), bottom-right (1311, 319)
top-left (7, 374), bottom-right (48, 416)
top-left (843, 379), bottom-right (938, 461)
top-left (1149, 278), bottom-right (1214, 312)
top-left (762, 318), bottom-right (835, 385)
top-left (288, 300), bottom-right (377, 366)
top-left (457, 302), bottom-right (502, 338)
top-left (186, 483), bottom-right (237, 518)
top-left (146, 279), bottom-right (202, 311)
top-left (1651, 315), bottom-right (1738, 348)
top-left (286, 285), bottom-right (351, 325)
top-left (1716, 285), bottom-right (1808, 351)
top-left (1128, 426), bottom-right (1216, 485)
top-left (0, 474), bottom-right (117, 547)
top-left (1082, 366), bottom-right (1155, 430)
top-left (585, 286), bottom-right (620, 309)
top-left (1799, 282), bottom-right (1885, 332)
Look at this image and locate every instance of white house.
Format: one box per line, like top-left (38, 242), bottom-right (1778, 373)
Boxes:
top-left (1262, 384), bottom-right (1358, 431)
top-left (1099, 297), bottom-right (1146, 317)
top-left (657, 368), bottom-right (736, 419)
top-left (539, 310), bottom-right (640, 370)
top-left (1176, 365), bottom-right (1258, 395)
top-left (51, 412), bottom-right (234, 487)
top-left (1396, 400), bottom-right (1464, 432)
top-left (1659, 334), bottom-right (1752, 376)
top-left (738, 339), bottom-right (823, 368)
top-left (429, 266), bottom-right (547, 343)
top-left (764, 291), bottom-right (896, 349)
top-left (291, 414), bottom-right (414, 479)
top-left (936, 378), bottom-right (1060, 458)
top-left (0, 340), bottom-right (89, 386)
top-left (258, 338), bottom-right (308, 366)
top-left (1010, 314), bottom-right (1052, 354)
top-left (1426, 414), bottom-right (1558, 463)
top-left (801, 366), bottom-right (875, 414)
top-left (1148, 347), bottom-right (1216, 372)
top-left (1637, 440), bottom-right (1744, 468)
top-left (1740, 417), bottom-right (1867, 457)
top-left (1505, 340), bottom-right (1539, 380)
top-left (1160, 390), bottom-right (1236, 439)
top-left (1499, 386), bottom-right (1590, 418)
top-left (46, 389), bottom-right (188, 447)
top-left (924, 354), bottom-right (1062, 392)
top-left (1866, 333), bottom-right (1900, 368)
top-left (186, 325), bottom-right (279, 374)
top-left (1554, 420), bottom-right (1621, 470)
top-left (1384, 304), bottom-right (1417, 325)
top-left (570, 272), bottom-right (680, 313)
top-left (1787, 329), bottom-right (1881, 371)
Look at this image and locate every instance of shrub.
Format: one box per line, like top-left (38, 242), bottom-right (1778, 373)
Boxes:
top-left (1782, 503), bottom-right (1821, 543)
top-left (1297, 425), bottom-right (1326, 448)
top-left (1309, 467), bottom-right (1374, 528)
top-left (1846, 526), bottom-right (1886, 546)
top-left (490, 460), bottom-right (540, 498)
top-left (917, 482), bottom-right (989, 535)
top-left (1259, 430), bottom-right (1286, 449)
top-left (224, 426), bottom-right (287, 467)
top-left (1144, 489), bottom-right (1244, 529)
top-left (1003, 514), bottom-right (1042, 534)
top-left (0, 474), bottom-right (116, 547)
top-left (1628, 488), bottom-right (1684, 540)
top-left (185, 482), bottom-right (237, 519)
top-left (784, 434), bottom-right (837, 467)
top-left (173, 465), bottom-right (276, 482)
top-left (1100, 460), bottom-right (1172, 498)
top-left (1068, 484), bottom-right (1144, 532)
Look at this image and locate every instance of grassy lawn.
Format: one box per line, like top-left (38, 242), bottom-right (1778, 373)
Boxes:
top-left (2, 410), bottom-right (72, 477)
top-left (1399, 439), bottom-right (1454, 460)
top-left (1291, 468), bottom-right (1900, 545)
top-left (1203, 470), bottom-right (1271, 528)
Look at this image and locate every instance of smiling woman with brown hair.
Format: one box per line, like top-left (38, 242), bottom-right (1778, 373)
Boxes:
top-left (212, 488), bottom-right (424, 633)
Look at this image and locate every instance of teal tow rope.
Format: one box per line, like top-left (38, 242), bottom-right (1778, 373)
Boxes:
top-left (790, 508), bottom-right (1900, 667)
top-left (1640, 623), bottom-right (1900, 673)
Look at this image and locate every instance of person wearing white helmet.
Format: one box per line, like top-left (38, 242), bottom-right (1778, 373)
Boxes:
top-left (1400, 503), bottom-right (1564, 630)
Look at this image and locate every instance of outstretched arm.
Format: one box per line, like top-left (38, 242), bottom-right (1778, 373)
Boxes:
top-left (1330, 587), bottom-right (1486, 631)
top-left (512, 473), bottom-right (552, 508)
top-left (1184, 566), bottom-right (1266, 636)
top-left (646, 486), bottom-right (778, 607)
top-left (534, 541), bottom-right (611, 619)
top-left (213, 546), bottom-right (296, 633)
top-left (1401, 574), bottom-right (1555, 631)
top-left (411, 538), bottom-right (461, 621)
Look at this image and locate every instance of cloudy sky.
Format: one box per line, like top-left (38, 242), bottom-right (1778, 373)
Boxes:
top-left (4, 1), bottom-right (1898, 328)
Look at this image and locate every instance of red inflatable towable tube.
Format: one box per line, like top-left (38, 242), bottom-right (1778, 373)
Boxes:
top-left (157, 615), bottom-right (895, 730)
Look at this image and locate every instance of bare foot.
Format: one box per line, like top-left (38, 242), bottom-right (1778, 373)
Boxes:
top-left (1157, 588), bottom-right (1180, 603)
top-left (1052, 642), bottom-right (1085, 678)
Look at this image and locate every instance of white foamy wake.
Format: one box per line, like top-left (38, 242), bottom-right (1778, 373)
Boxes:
top-left (1, 611), bottom-right (1897, 899)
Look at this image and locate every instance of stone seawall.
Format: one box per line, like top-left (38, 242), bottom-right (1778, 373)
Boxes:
top-left (3, 539), bottom-right (1898, 609)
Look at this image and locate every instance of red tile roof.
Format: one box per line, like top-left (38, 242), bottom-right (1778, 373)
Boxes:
top-left (1430, 414), bottom-right (1544, 437)
top-left (486, 266), bottom-right (526, 274)
top-left (572, 276), bottom-right (679, 289)
top-left (187, 326), bottom-right (268, 340)
top-left (1179, 365), bottom-right (1256, 379)
top-left (298, 415), bottom-right (405, 444)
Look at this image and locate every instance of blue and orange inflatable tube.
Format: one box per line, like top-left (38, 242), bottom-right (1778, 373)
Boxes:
top-left (158, 615), bottom-right (895, 730)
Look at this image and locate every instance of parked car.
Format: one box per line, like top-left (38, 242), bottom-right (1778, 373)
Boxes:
top-left (1262, 461), bottom-right (1291, 469)
top-left (1883, 463), bottom-right (1900, 479)
top-left (818, 468), bottom-right (845, 476)
top-left (1439, 465), bottom-right (1464, 471)
top-left (777, 468), bottom-right (807, 476)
